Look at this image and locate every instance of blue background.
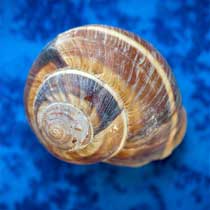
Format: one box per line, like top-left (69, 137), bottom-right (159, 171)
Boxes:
top-left (0, 0), bottom-right (210, 209)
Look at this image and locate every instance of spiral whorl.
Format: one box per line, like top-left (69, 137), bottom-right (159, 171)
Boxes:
top-left (26, 68), bottom-right (127, 164)
top-left (37, 102), bottom-right (93, 151)
top-left (24, 24), bottom-right (186, 167)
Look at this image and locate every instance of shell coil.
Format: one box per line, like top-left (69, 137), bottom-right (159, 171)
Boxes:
top-left (24, 25), bottom-right (186, 167)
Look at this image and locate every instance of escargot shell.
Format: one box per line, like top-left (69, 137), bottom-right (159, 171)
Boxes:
top-left (24, 25), bottom-right (186, 167)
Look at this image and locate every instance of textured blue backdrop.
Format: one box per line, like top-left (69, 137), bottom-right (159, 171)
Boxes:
top-left (0, 0), bottom-right (210, 210)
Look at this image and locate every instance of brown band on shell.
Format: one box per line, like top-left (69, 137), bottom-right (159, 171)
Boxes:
top-left (32, 44), bottom-right (67, 73)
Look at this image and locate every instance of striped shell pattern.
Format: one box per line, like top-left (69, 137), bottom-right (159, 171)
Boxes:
top-left (24, 25), bottom-right (186, 167)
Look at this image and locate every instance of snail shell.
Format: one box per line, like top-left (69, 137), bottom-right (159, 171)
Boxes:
top-left (24, 25), bottom-right (186, 167)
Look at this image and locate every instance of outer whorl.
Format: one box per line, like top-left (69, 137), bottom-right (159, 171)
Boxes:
top-left (24, 25), bottom-right (186, 167)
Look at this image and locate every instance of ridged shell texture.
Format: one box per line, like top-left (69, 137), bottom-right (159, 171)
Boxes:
top-left (24, 25), bottom-right (186, 167)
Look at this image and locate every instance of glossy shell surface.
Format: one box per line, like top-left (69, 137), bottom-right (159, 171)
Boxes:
top-left (24, 25), bottom-right (186, 167)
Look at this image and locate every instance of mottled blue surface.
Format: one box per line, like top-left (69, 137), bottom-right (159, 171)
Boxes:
top-left (0, 0), bottom-right (210, 210)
